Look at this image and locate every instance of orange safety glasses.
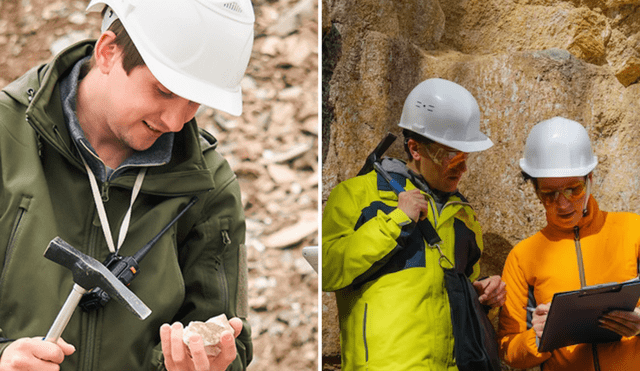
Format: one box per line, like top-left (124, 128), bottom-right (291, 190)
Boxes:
top-left (536, 181), bottom-right (586, 206)
top-left (422, 143), bottom-right (469, 169)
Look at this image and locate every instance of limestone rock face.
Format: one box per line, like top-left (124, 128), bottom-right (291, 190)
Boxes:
top-left (438, 1), bottom-right (640, 86)
top-left (322, 0), bottom-right (640, 369)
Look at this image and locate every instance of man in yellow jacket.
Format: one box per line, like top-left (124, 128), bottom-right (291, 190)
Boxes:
top-left (323, 78), bottom-right (507, 370)
top-left (498, 117), bottom-right (640, 370)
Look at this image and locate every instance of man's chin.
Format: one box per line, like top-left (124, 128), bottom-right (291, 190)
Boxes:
top-left (443, 176), bottom-right (462, 192)
top-left (126, 136), bottom-right (162, 153)
top-left (438, 182), bottom-right (459, 193)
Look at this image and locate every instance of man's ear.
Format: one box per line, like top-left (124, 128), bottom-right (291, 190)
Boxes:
top-left (407, 139), bottom-right (422, 161)
top-left (94, 31), bottom-right (120, 74)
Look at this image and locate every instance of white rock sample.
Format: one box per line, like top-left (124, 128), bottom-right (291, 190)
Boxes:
top-left (183, 314), bottom-right (234, 356)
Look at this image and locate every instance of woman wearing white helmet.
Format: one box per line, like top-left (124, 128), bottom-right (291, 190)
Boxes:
top-left (498, 117), bottom-right (640, 370)
top-left (0, 1), bottom-right (254, 370)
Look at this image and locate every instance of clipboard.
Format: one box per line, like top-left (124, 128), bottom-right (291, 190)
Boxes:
top-left (539, 278), bottom-right (640, 352)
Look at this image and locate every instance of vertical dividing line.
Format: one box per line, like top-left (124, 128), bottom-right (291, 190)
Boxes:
top-left (363, 303), bottom-right (369, 362)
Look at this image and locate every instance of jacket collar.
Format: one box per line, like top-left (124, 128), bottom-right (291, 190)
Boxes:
top-left (541, 196), bottom-right (605, 240)
top-left (378, 157), bottom-right (467, 203)
top-left (2, 40), bottom-right (217, 196)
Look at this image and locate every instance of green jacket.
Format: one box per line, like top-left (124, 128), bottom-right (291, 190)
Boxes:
top-left (322, 158), bottom-right (483, 371)
top-left (0, 41), bottom-right (251, 370)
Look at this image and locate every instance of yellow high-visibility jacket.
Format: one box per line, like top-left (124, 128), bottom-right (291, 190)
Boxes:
top-left (498, 196), bottom-right (640, 370)
top-left (323, 158), bottom-right (485, 371)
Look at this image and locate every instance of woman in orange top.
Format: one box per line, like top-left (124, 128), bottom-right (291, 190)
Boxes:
top-left (498, 117), bottom-right (640, 370)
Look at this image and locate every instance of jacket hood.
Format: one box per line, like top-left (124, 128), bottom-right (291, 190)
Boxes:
top-left (2, 40), bottom-right (219, 196)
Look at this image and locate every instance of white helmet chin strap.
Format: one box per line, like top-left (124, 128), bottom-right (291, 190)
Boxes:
top-left (582, 176), bottom-right (591, 216)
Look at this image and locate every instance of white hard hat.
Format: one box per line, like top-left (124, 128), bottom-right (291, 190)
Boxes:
top-left (87, 0), bottom-right (255, 116)
top-left (520, 117), bottom-right (598, 178)
top-left (398, 78), bottom-right (493, 152)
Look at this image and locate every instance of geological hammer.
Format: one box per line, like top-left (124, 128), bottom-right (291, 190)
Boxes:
top-left (43, 237), bottom-right (152, 342)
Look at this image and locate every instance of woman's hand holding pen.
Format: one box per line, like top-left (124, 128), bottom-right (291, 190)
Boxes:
top-left (526, 304), bottom-right (550, 338)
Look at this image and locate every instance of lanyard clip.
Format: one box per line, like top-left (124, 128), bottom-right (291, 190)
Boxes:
top-left (431, 243), bottom-right (454, 269)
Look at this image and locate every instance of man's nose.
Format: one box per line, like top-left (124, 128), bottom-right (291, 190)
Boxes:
top-left (161, 98), bottom-right (200, 132)
top-left (449, 158), bottom-right (467, 173)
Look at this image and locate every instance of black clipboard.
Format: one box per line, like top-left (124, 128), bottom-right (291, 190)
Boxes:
top-left (539, 278), bottom-right (640, 352)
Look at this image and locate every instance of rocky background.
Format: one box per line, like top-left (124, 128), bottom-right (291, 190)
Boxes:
top-left (322, 0), bottom-right (640, 370)
top-left (0, 0), bottom-right (318, 370)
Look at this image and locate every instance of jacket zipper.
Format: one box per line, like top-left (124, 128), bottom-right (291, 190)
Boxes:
top-left (80, 217), bottom-right (101, 371)
top-left (4, 206), bottom-right (26, 265)
top-left (573, 226), bottom-right (587, 288)
top-left (574, 226), bottom-right (601, 371)
top-left (0, 204), bottom-right (28, 297)
top-left (216, 223), bottom-right (232, 312)
top-left (215, 256), bottom-right (229, 312)
top-left (101, 181), bottom-right (110, 202)
top-left (424, 194), bottom-right (470, 229)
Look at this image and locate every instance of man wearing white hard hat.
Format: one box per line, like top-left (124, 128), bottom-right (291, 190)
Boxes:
top-left (322, 78), bottom-right (506, 370)
top-left (498, 117), bottom-right (640, 370)
top-left (0, 1), bottom-right (254, 370)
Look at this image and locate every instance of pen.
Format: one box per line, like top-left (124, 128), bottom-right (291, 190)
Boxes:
top-left (523, 306), bottom-right (536, 313)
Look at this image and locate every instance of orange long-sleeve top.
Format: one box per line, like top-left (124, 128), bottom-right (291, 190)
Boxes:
top-left (498, 196), bottom-right (640, 370)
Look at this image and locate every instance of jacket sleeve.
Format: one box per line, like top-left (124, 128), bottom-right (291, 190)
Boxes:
top-left (166, 151), bottom-right (251, 370)
top-left (322, 177), bottom-right (413, 292)
top-left (498, 250), bottom-right (552, 369)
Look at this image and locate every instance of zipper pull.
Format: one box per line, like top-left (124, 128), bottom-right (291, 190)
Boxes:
top-left (221, 230), bottom-right (231, 246)
top-left (101, 182), bottom-right (110, 202)
top-left (26, 88), bottom-right (34, 103)
top-left (573, 225), bottom-right (587, 288)
top-left (220, 217), bottom-right (232, 247)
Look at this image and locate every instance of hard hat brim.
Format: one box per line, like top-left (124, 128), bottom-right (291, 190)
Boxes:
top-left (435, 135), bottom-right (494, 153)
top-left (519, 158), bottom-right (598, 178)
top-left (401, 124), bottom-right (494, 153)
top-left (141, 50), bottom-right (244, 116)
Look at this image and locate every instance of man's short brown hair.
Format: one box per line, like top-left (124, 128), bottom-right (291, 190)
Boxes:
top-left (88, 16), bottom-right (145, 75)
top-left (402, 129), bottom-right (434, 160)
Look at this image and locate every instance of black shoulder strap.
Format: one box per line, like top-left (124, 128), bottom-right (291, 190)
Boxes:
top-left (417, 218), bottom-right (442, 247)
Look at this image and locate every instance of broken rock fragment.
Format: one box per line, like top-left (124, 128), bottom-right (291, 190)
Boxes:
top-left (183, 314), bottom-right (234, 357)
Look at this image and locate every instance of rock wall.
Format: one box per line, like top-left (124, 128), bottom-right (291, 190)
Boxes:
top-left (321, 0), bottom-right (640, 370)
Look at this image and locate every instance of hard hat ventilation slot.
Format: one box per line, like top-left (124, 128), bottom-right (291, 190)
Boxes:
top-left (415, 100), bottom-right (435, 112)
top-left (223, 2), bottom-right (243, 12)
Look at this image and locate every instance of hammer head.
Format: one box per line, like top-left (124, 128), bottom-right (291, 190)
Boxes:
top-left (44, 237), bottom-right (151, 320)
top-left (356, 132), bottom-right (397, 176)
